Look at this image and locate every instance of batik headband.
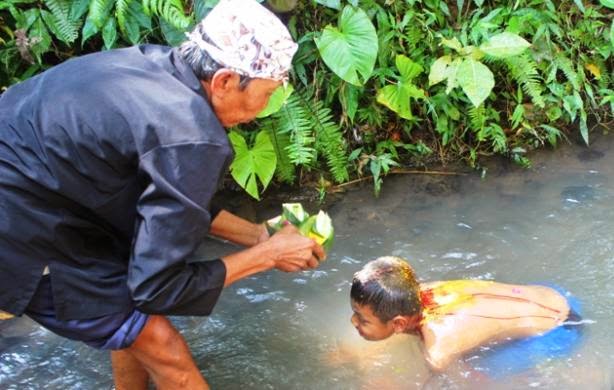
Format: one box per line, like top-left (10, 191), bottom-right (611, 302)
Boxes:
top-left (186, 0), bottom-right (298, 82)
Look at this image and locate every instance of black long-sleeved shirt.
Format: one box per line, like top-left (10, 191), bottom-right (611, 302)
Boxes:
top-left (0, 45), bottom-right (232, 320)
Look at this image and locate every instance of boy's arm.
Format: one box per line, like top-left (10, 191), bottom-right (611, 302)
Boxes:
top-left (421, 327), bottom-right (452, 372)
top-left (209, 209), bottom-right (269, 247)
top-left (324, 335), bottom-right (433, 387)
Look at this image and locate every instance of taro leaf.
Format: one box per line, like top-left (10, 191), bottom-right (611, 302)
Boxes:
top-left (257, 84), bottom-right (294, 118)
top-left (229, 130), bottom-right (277, 200)
top-left (429, 55), bottom-right (451, 86)
top-left (601, 0), bottom-right (614, 9)
top-left (376, 55), bottom-right (425, 119)
top-left (479, 32), bottom-right (530, 58)
top-left (314, 5), bottom-right (378, 86)
top-left (456, 58), bottom-right (494, 107)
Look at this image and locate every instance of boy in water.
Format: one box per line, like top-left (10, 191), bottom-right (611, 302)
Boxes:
top-left (350, 256), bottom-right (582, 374)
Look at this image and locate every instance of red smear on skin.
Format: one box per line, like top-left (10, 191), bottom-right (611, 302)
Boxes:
top-left (420, 289), bottom-right (436, 309)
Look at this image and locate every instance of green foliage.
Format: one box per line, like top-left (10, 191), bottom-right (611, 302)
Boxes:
top-left (314, 5), bottom-right (378, 86)
top-left (257, 84), bottom-right (294, 119)
top-left (376, 55), bottom-right (425, 119)
top-left (260, 87), bottom-right (349, 184)
top-left (271, 91), bottom-right (316, 166)
top-left (1, 0), bottom-right (613, 198)
top-left (310, 98), bottom-right (349, 183)
top-left (504, 53), bottom-right (545, 108)
top-left (42, 0), bottom-right (83, 43)
top-left (143, 0), bottom-right (192, 30)
top-left (228, 130), bottom-right (277, 200)
top-left (456, 58), bottom-right (494, 107)
top-left (428, 32), bottom-right (530, 107)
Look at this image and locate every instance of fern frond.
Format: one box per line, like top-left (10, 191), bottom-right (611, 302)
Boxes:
top-left (43, 0), bottom-right (80, 43)
top-left (273, 91), bottom-right (316, 165)
top-left (261, 118), bottom-right (296, 183)
top-left (489, 124), bottom-right (507, 153)
top-left (469, 105), bottom-right (486, 133)
top-left (142, 0), bottom-right (191, 30)
top-left (267, 88), bottom-right (348, 182)
top-left (504, 53), bottom-right (545, 108)
top-left (554, 54), bottom-right (580, 91)
top-left (308, 99), bottom-right (349, 183)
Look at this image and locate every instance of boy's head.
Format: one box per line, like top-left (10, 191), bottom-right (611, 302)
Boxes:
top-left (350, 256), bottom-right (422, 341)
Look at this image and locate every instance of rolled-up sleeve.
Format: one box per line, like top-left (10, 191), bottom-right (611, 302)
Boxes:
top-left (128, 142), bottom-right (231, 315)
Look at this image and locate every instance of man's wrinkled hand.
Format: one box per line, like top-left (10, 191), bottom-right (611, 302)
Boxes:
top-left (265, 225), bottom-right (326, 272)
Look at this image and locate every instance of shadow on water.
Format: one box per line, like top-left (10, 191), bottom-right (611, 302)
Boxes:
top-left (2, 132), bottom-right (614, 389)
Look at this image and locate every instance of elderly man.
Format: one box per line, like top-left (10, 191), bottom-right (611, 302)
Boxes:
top-left (0, 0), bottom-right (324, 388)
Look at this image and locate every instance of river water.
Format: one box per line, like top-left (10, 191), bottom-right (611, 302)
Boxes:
top-left (1, 133), bottom-right (613, 389)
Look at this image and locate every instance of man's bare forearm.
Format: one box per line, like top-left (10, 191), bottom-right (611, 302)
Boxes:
top-left (209, 210), bottom-right (268, 247)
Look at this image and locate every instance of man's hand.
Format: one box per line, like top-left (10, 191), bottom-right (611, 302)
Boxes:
top-left (266, 224), bottom-right (326, 272)
top-left (221, 223), bottom-right (326, 286)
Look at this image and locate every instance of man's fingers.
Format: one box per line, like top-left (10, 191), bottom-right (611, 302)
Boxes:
top-left (312, 242), bottom-right (326, 262)
top-left (307, 257), bottom-right (319, 269)
top-left (276, 262), bottom-right (300, 272)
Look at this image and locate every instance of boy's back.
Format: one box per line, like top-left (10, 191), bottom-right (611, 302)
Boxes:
top-left (419, 280), bottom-right (570, 370)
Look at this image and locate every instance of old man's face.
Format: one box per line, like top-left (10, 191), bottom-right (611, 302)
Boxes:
top-left (205, 70), bottom-right (281, 128)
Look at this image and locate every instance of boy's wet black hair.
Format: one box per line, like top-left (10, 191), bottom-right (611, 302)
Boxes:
top-left (351, 256), bottom-right (422, 323)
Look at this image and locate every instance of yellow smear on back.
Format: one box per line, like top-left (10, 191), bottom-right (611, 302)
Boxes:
top-left (422, 280), bottom-right (494, 322)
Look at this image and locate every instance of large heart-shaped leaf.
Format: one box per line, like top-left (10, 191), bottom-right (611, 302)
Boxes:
top-left (479, 32), bottom-right (530, 58)
top-left (601, 0), bottom-right (614, 9)
top-left (314, 5), bottom-right (378, 86)
top-left (229, 131), bottom-right (277, 200)
top-left (456, 58), bottom-right (494, 107)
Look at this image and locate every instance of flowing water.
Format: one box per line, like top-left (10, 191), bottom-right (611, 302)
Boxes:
top-left (1, 133), bottom-right (614, 389)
